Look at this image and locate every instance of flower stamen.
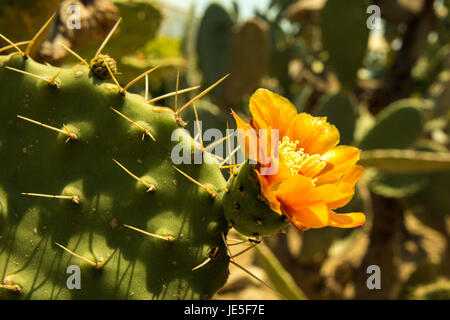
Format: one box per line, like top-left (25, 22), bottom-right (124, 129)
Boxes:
top-left (279, 136), bottom-right (307, 175)
top-left (279, 136), bottom-right (326, 179)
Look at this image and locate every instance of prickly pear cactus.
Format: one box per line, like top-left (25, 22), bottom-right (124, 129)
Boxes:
top-left (0, 53), bottom-right (230, 299)
top-left (196, 3), bottom-right (234, 98)
top-left (320, 0), bottom-right (369, 90)
top-left (358, 99), bottom-right (425, 151)
top-left (222, 18), bottom-right (270, 108)
top-left (358, 99), bottom-right (427, 199)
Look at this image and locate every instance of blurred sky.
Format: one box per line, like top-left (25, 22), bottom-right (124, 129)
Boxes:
top-left (159, 0), bottom-right (271, 37)
top-left (164, 0), bottom-right (270, 19)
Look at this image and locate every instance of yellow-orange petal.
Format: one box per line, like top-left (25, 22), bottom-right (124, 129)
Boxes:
top-left (315, 146), bottom-right (361, 185)
top-left (275, 175), bottom-right (356, 211)
top-left (249, 89), bottom-right (297, 138)
top-left (281, 202), bottom-right (329, 229)
top-left (286, 113), bottom-right (340, 155)
top-left (340, 165), bottom-right (364, 185)
top-left (232, 109), bottom-right (259, 161)
top-left (255, 170), bottom-right (281, 214)
top-left (257, 124), bottom-right (275, 166)
top-left (285, 214), bottom-right (310, 231)
top-left (231, 109), bottom-right (252, 132)
top-left (307, 203), bottom-right (331, 226)
top-left (324, 182), bottom-right (355, 210)
top-left (274, 174), bottom-right (318, 208)
top-left (328, 211), bottom-right (365, 228)
top-left (263, 158), bottom-right (292, 187)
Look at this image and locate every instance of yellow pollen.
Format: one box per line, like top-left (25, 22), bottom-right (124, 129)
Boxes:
top-left (279, 136), bottom-right (307, 175)
top-left (278, 136), bottom-right (327, 178)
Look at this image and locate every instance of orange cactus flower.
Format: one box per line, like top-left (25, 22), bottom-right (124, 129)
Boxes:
top-left (232, 89), bottom-right (365, 231)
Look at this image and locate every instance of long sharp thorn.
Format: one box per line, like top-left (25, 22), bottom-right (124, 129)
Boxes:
top-left (110, 108), bottom-right (155, 141)
top-left (144, 74), bottom-right (149, 100)
top-left (229, 260), bottom-right (287, 300)
top-left (0, 33), bottom-right (24, 55)
top-left (174, 68), bottom-right (180, 112)
top-left (232, 126), bottom-right (236, 175)
top-left (25, 13), bottom-right (56, 56)
top-left (55, 242), bottom-right (97, 268)
top-left (220, 145), bottom-right (240, 166)
top-left (22, 192), bottom-right (80, 204)
top-left (192, 258), bottom-right (211, 271)
top-left (105, 63), bottom-right (122, 92)
top-left (113, 159), bottom-right (155, 191)
top-left (95, 17), bottom-right (122, 58)
top-left (227, 238), bottom-right (248, 243)
top-left (6, 66), bottom-right (60, 88)
top-left (177, 74), bottom-right (229, 114)
top-left (122, 65), bottom-right (159, 93)
top-left (57, 41), bottom-right (89, 67)
top-left (227, 240), bottom-right (250, 246)
top-left (56, 242), bottom-right (107, 270)
top-left (0, 40), bottom-right (30, 54)
top-left (6, 67), bottom-right (53, 85)
top-left (193, 103), bottom-right (203, 151)
top-left (205, 133), bottom-right (233, 151)
top-left (123, 224), bottom-right (174, 242)
top-left (172, 166), bottom-right (216, 198)
top-left (226, 122), bottom-right (232, 177)
top-left (17, 115), bottom-right (77, 140)
top-left (230, 243), bottom-right (258, 259)
top-left (210, 153), bottom-right (225, 161)
top-left (221, 232), bottom-right (232, 258)
top-left (220, 164), bottom-right (243, 169)
top-left (147, 86), bottom-right (200, 104)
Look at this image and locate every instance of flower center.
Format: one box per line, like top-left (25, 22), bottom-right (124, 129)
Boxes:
top-left (279, 136), bottom-right (307, 175)
top-left (279, 136), bottom-right (327, 178)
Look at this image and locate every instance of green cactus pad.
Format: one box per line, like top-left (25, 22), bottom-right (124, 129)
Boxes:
top-left (358, 99), bottom-right (427, 200)
top-left (367, 170), bottom-right (430, 198)
top-left (358, 99), bottom-right (425, 151)
top-left (320, 0), bottom-right (369, 90)
top-left (359, 149), bottom-right (450, 173)
top-left (0, 54), bottom-right (230, 300)
top-left (222, 161), bottom-right (290, 237)
top-left (196, 3), bottom-right (234, 98)
top-left (222, 18), bottom-right (270, 108)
